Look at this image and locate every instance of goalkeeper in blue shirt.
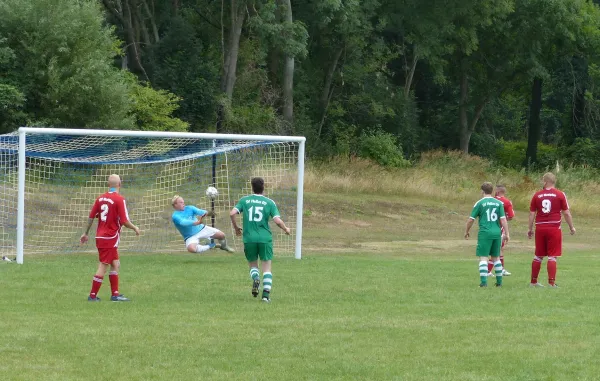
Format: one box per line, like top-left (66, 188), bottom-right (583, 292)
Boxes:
top-left (171, 195), bottom-right (235, 253)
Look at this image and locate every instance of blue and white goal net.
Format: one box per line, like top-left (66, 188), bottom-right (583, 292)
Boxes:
top-left (0, 129), bottom-right (304, 260)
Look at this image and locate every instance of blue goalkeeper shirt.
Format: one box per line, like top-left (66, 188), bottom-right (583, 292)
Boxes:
top-left (172, 205), bottom-right (207, 240)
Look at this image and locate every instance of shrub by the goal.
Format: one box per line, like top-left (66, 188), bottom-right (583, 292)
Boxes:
top-left (0, 128), bottom-right (305, 264)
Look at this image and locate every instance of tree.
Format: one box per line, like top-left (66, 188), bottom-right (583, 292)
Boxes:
top-left (510, 0), bottom-right (600, 166)
top-left (293, 0), bottom-right (383, 140)
top-left (0, 0), bottom-right (133, 129)
top-left (0, 0), bottom-right (186, 131)
top-left (380, 0), bottom-right (517, 153)
top-left (280, 0), bottom-right (298, 125)
top-left (442, 0), bottom-right (515, 153)
top-left (101, 0), bottom-right (165, 78)
top-left (249, 0), bottom-right (308, 127)
top-left (0, 37), bottom-right (25, 132)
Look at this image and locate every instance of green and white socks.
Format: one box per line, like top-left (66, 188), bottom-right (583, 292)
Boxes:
top-left (249, 268), bottom-right (273, 301)
top-left (262, 272), bottom-right (273, 300)
top-left (479, 261), bottom-right (488, 285)
top-left (479, 260), bottom-right (503, 286)
top-left (494, 260), bottom-right (503, 286)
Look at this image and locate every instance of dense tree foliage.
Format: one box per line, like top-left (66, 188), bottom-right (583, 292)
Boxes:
top-left (2, 0), bottom-right (600, 169)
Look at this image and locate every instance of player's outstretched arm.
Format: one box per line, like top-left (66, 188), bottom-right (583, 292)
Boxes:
top-left (123, 220), bottom-right (140, 235)
top-left (229, 208), bottom-right (242, 236)
top-left (80, 217), bottom-right (95, 244)
top-left (527, 211), bottom-right (536, 239)
top-left (464, 218), bottom-right (475, 239)
top-left (273, 217), bottom-right (291, 235)
top-left (563, 210), bottom-right (576, 235)
top-left (500, 217), bottom-right (510, 243)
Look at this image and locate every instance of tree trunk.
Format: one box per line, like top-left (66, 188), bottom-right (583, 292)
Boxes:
top-left (458, 70), bottom-right (488, 153)
top-left (280, 0), bottom-right (294, 125)
top-left (123, 0), bottom-right (146, 77)
top-left (571, 56), bottom-right (588, 142)
top-left (404, 54), bottom-right (418, 98)
top-left (221, 0), bottom-right (246, 98)
top-left (102, 0), bottom-right (149, 78)
top-left (268, 49), bottom-right (280, 86)
top-left (317, 46), bottom-right (344, 138)
top-left (141, 0), bottom-right (160, 43)
top-left (458, 71), bottom-right (470, 153)
top-left (217, 0), bottom-right (247, 133)
top-left (524, 77), bottom-right (543, 168)
top-left (134, 0), bottom-right (151, 47)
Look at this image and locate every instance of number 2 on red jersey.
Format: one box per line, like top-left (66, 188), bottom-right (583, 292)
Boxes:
top-left (100, 204), bottom-right (109, 221)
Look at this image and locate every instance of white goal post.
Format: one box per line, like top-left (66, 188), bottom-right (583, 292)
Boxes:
top-left (0, 127), bottom-right (305, 264)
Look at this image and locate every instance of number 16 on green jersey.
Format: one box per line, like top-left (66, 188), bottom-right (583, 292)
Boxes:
top-left (469, 198), bottom-right (506, 239)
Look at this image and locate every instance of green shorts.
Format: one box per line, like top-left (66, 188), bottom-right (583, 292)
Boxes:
top-left (244, 242), bottom-right (274, 262)
top-left (476, 238), bottom-right (501, 258)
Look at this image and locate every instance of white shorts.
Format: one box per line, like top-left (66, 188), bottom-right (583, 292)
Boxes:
top-left (185, 226), bottom-right (221, 248)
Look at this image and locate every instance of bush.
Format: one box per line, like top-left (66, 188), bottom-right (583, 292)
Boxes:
top-left (469, 133), bottom-right (501, 160)
top-left (495, 140), bottom-right (557, 169)
top-left (417, 149), bottom-right (492, 176)
top-left (559, 138), bottom-right (600, 168)
top-left (357, 129), bottom-right (410, 168)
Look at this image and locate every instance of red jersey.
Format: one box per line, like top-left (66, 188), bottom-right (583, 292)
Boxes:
top-left (495, 196), bottom-right (515, 220)
top-left (88, 191), bottom-right (131, 248)
top-left (529, 188), bottom-right (569, 229)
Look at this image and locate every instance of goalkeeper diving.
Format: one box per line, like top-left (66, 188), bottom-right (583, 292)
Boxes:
top-left (171, 195), bottom-right (235, 253)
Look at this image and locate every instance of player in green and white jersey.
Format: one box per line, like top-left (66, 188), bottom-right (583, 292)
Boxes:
top-left (229, 177), bottom-right (291, 302)
top-left (464, 182), bottom-right (510, 287)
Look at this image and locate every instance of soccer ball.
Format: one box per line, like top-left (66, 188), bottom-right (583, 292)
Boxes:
top-left (205, 186), bottom-right (219, 199)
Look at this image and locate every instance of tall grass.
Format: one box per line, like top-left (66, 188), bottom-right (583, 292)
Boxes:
top-left (305, 150), bottom-right (600, 216)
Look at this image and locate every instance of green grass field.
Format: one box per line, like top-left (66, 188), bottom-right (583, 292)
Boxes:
top-left (2, 190), bottom-right (600, 381)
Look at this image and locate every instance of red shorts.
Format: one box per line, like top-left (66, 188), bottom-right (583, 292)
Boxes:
top-left (534, 228), bottom-right (562, 257)
top-left (98, 247), bottom-right (119, 264)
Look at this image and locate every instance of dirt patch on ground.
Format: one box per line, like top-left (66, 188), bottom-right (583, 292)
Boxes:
top-left (301, 192), bottom-right (600, 254)
top-left (339, 219), bottom-right (372, 227)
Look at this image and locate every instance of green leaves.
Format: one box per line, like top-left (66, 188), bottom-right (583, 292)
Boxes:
top-left (0, 0), bottom-right (187, 131)
top-left (248, 0), bottom-right (308, 58)
top-left (128, 79), bottom-right (189, 132)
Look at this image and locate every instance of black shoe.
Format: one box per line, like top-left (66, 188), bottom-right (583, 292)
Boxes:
top-left (261, 290), bottom-right (271, 300)
top-left (495, 283), bottom-right (502, 287)
top-left (479, 283), bottom-right (487, 287)
top-left (252, 278), bottom-right (260, 297)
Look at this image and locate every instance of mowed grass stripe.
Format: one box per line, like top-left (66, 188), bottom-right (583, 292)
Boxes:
top-left (1, 251), bottom-right (599, 381)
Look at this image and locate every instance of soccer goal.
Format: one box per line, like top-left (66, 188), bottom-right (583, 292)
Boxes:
top-left (0, 127), bottom-right (305, 264)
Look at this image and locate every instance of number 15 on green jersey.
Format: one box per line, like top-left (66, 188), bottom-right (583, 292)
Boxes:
top-left (234, 195), bottom-right (281, 243)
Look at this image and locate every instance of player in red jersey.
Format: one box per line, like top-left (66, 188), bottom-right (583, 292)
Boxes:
top-left (487, 184), bottom-right (515, 276)
top-left (80, 174), bottom-right (140, 301)
top-left (527, 172), bottom-right (575, 287)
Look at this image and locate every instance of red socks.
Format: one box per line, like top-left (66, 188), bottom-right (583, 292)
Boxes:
top-left (531, 257), bottom-right (557, 285)
top-left (89, 272), bottom-right (120, 298)
top-left (90, 275), bottom-right (103, 298)
top-left (109, 271), bottom-right (119, 296)
top-left (531, 257), bottom-right (542, 284)
top-left (547, 258), bottom-right (557, 285)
